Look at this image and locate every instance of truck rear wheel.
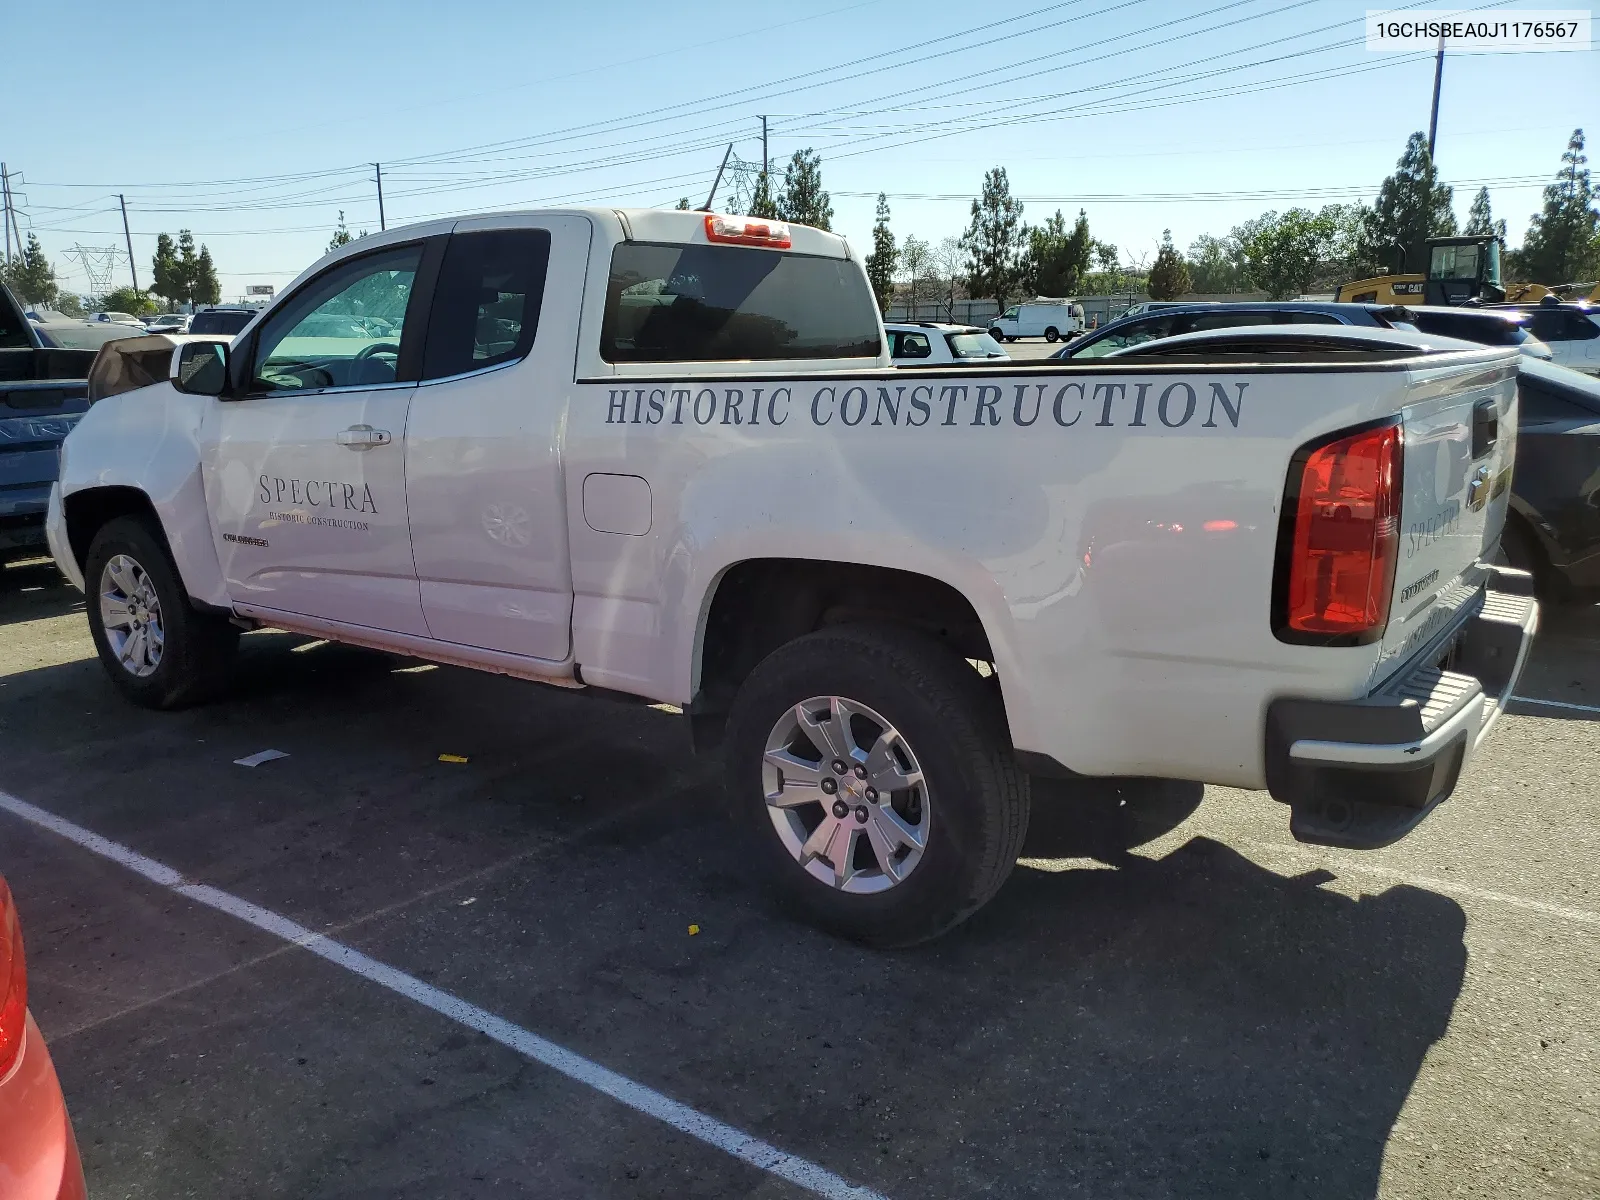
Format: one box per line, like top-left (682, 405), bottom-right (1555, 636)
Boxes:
top-left (84, 516), bottom-right (239, 710)
top-left (1044, 326), bottom-right (1060, 342)
top-left (724, 625), bottom-right (1030, 947)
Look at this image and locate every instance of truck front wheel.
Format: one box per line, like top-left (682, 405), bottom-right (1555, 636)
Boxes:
top-left (84, 516), bottom-right (239, 710)
top-left (1044, 326), bottom-right (1060, 342)
top-left (724, 626), bottom-right (1030, 946)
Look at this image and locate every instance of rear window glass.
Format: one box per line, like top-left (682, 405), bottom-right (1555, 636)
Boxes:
top-left (601, 242), bottom-right (881, 363)
top-left (1525, 309), bottom-right (1600, 342)
top-left (190, 310), bottom-right (255, 336)
top-left (1410, 312), bottom-right (1528, 346)
top-left (947, 332), bottom-right (1001, 358)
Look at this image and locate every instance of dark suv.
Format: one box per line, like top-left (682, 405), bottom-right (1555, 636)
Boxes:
top-left (1054, 302), bottom-right (1409, 359)
top-left (1055, 301), bottom-right (1552, 361)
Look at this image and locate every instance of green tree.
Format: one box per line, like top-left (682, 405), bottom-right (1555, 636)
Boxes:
top-left (1236, 208), bottom-right (1340, 299)
top-left (97, 285), bottom-right (155, 316)
top-left (1516, 129), bottom-right (1600, 284)
top-left (748, 170), bottom-right (780, 220)
top-left (899, 235), bottom-right (932, 319)
top-left (194, 246), bottom-right (221, 306)
top-left (0, 233), bottom-right (59, 306)
top-left (961, 166), bottom-right (1025, 308)
top-left (933, 235), bottom-right (965, 321)
top-left (1081, 240), bottom-right (1124, 294)
top-left (674, 197), bottom-right (691, 210)
top-left (1185, 233), bottom-right (1245, 293)
top-left (55, 292), bottom-right (84, 318)
top-left (1146, 229), bottom-right (1191, 300)
top-left (151, 233), bottom-right (182, 307)
top-left (1463, 186), bottom-right (1507, 243)
top-left (1022, 208), bottom-right (1094, 297)
top-left (776, 149), bottom-right (831, 230)
top-left (1319, 202), bottom-right (1378, 289)
top-left (863, 193), bottom-right (897, 315)
top-left (176, 230), bottom-right (200, 304)
top-left (1360, 132), bottom-right (1456, 274)
top-left (327, 210), bottom-right (366, 254)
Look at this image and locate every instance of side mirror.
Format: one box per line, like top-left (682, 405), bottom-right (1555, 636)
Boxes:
top-left (172, 340), bottom-right (229, 396)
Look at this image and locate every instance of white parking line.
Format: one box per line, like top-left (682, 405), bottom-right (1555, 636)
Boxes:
top-left (0, 790), bottom-right (887, 1200)
top-left (1510, 695), bottom-right (1600, 716)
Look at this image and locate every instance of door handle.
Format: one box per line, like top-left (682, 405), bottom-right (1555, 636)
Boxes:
top-left (336, 424), bottom-right (392, 450)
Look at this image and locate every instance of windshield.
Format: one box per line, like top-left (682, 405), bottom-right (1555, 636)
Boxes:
top-left (1429, 242), bottom-right (1483, 282)
top-left (946, 331), bottom-right (1004, 358)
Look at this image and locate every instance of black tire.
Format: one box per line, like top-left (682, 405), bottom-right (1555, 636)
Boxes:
top-left (724, 625), bottom-right (1030, 947)
top-left (989, 328), bottom-right (1005, 343)
top-left (84, 516), bottom-right (239, 709)
top-left (1044, 326), bottom-right (1059, 342)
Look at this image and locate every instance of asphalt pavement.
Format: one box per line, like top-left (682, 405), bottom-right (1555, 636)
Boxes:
top-left (0, 554), bottom-right (1595, 1199)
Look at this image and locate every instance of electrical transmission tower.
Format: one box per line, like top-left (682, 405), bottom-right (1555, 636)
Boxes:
top-left (724, 151), bottom-right (769, 214)
top-left (63, 244), bottom-right (122, 297)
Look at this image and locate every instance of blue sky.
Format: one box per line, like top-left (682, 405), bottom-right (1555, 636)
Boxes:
top-left (7, 0), bottom-right (1596, 301)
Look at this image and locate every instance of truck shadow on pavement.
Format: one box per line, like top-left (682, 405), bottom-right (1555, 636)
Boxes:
top-left (1, 635), bottom-right (1470, 1200)
top-left (0, 558), bottom-right (82, 624)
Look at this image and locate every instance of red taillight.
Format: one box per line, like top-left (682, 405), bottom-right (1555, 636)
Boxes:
top-left (0, 877), bottom-right (25, 1077)
top-left (703, 213), bottom-right (792, 249)
top-left (1279, 421), bottom-right (1403, 642)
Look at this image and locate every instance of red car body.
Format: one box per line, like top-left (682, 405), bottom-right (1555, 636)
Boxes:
top-left (0, 875), bottom-right (87, 1200)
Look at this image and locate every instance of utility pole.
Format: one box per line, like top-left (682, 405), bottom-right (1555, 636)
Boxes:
top-left (701, 144), bottom-right (734, 212)
top-left (1427, 33), bottom-right (1444, 161)
top-left (1, 163), bottom-right (13, 265)
top-left (118, 194), bottom-right (139, 291)
top-left (374, 163), bottom-right (386, 231)
top-left (760, 116), bottom-right (768, 181)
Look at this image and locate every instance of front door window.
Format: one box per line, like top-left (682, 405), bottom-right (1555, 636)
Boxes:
top-left (251, 246), bottom-right (421, 393)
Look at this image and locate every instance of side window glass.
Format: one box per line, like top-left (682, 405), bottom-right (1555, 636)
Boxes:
top-left (422, 229), bottom-right (551, 380)
top-left (1526, 311), bottom-right (1563, 341)
top-left (251, 246), bottom-right (421, 394)
top-left (1070, 317), bottom-right (1169, 358)
top-left (900, 332), bottom-right (932, 359)
top-left (1177, 311), bottom-right (1274, 334)
top-left (1272, 311), bottom-right (1340, 325)
top-left (1564, 312), bottom-right (1599, 340)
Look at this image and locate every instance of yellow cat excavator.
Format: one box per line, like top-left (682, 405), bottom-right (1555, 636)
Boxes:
top-left (1336, 233), bottom-right (1600, 306)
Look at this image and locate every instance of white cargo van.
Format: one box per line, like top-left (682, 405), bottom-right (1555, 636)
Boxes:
top-left (989, 299), bottom-right (1084, 343)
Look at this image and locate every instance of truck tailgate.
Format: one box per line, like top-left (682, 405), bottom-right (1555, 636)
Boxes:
top-left (1373, 356), bottom-right (1519, 682)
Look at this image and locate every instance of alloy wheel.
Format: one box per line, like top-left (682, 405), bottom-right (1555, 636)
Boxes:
top-left (99, 553), bottom-right (165, 678)
top-left (761, 695), bottom-right (930, 894)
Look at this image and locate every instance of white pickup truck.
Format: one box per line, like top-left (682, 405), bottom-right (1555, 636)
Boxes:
top-left (48, 208), bottom-right (1538, 946)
